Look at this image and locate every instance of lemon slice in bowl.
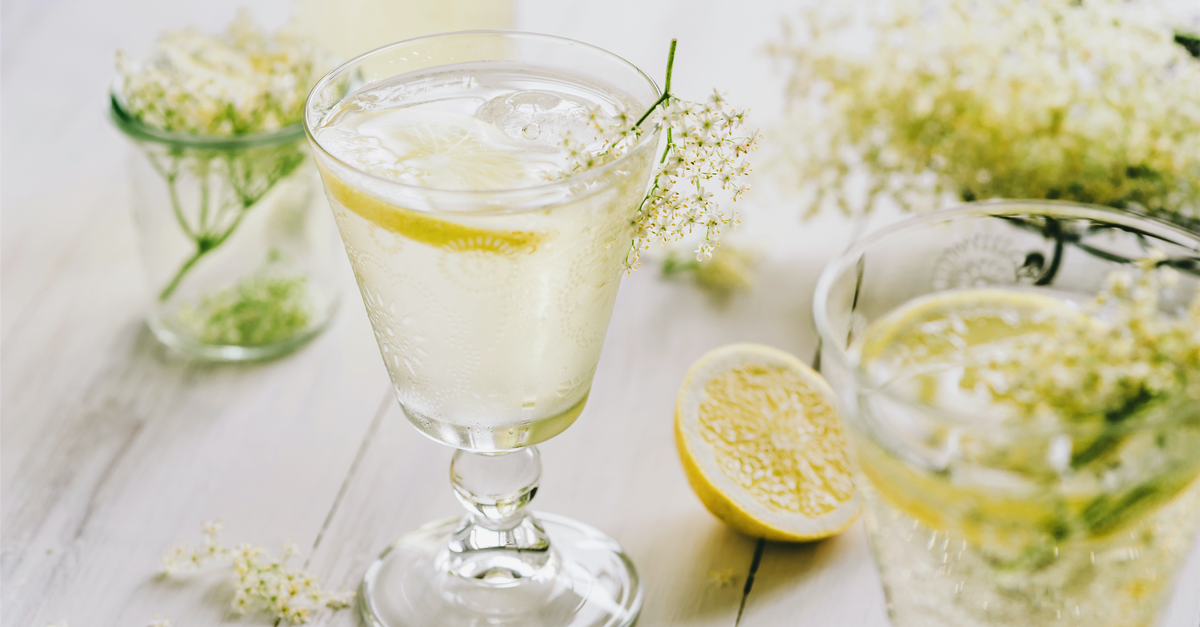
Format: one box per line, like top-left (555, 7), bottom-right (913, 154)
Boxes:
top-left (675, 343), bottom-right (860, 541)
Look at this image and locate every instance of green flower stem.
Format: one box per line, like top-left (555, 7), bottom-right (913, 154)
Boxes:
top-left (145, 152), bottom-right (195, 239)
top-left (624, 39), bottom-right (681, 266)
top-left (159, 246), bottom-right (207, 302)
top-left (635, 38), bottom-right (677, 128)
top-left (198, 158), bottom-right (211, 233)
top-left (158, 197), bottom-right (249, 302)
top-left (154, 142), bottom-right (304, 302)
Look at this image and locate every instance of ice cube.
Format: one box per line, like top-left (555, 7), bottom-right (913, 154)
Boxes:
top-left (477, 90), bottom-right (596, 150)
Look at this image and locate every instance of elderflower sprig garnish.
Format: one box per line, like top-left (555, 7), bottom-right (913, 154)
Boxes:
top-left (161, 521), bottom-right (352, 625)
top-left (561, 40), bottom-right (760, 267)
top-left (769, 0), bottom-right (1200, 227)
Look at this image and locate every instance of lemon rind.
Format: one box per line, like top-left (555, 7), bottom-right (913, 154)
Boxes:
top-left (318, 163), bottom-right (544, 254)
top-left (675, 343), bottom-right (862, 542)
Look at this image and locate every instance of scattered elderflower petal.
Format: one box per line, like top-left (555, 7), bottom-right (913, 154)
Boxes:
top-left (707, 568), bottom-right (739, 587)
top-left (559, 40), bottom-right (760, 269)
top-left (162, 521), bottom-right (353, 625)
top-left (663, 245), bottom-right (757, 303)
top-left (769, 0), bottom-right (1200, 228)
top-left (148, 614), bottom-right (173, 627)
top-left (115, 9), bottom-right (330, 135)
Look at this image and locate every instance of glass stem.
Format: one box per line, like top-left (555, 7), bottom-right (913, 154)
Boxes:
top-left (445, 447), bottom-right (552, 580)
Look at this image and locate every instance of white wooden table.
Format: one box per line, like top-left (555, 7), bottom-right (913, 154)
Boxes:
top-left (3, 1), bottom-right (1198, 625)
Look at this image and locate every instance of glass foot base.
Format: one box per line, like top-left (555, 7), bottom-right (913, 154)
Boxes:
top-left (360, 512), bottom-right (642, 627)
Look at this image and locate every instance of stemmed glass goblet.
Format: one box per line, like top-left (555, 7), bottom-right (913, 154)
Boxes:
top-left (304, 31), bottom-right (662, 627)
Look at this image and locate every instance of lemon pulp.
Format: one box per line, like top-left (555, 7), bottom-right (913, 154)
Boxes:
top-left (700, 363), bottom-right (855, 517)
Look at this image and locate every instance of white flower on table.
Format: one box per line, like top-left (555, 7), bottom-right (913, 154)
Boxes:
top-left (160, 520), bottom-right (352, 625)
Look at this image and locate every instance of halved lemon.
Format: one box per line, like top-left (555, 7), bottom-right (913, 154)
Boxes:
top-left (675, 343), bottom-right (860, 541)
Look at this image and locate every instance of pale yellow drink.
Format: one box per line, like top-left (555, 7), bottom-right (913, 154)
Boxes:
top-left (854, 289), bottom-right (1200, 627)
top-left (311, 66), bottom-right (653, 450)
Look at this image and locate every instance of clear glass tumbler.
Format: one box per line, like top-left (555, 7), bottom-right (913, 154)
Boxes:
top-left (112, 99), bottom-right (342, 361)
top-left (813, 201), bottom-right (1200, 627)
top-left (304, 32), bottom-right (661, 626)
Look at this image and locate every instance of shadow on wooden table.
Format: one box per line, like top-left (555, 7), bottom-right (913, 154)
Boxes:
top-left (738, 522), bottom-right (889, 625)
top-left (630, 514), bottom-right (760, 626)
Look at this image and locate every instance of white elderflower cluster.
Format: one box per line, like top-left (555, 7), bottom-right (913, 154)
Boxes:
top-left (115, 10), bottom-right (329, 135)
top-left (161, 521), bottom-right (352, 624)
top-left (769, 0), bottom-right (1200, 226)
top-left (976, 259), bottom-right (1200, 424)
top-left (563, 87), bottom-right (759, 267)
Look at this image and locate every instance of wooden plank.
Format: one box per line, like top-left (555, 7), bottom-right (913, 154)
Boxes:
top-left (1, 253), bottom-right (391, 627)
top-left (737, 522), bottom-right (889, 627)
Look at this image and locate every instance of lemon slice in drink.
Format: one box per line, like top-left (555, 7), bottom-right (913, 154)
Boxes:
top-left (853, 289), bottom-right (1125, 548)
top-left (675, 343), bottom-right (860, 541)
top-left (318, 109), bottom-right (547, 254)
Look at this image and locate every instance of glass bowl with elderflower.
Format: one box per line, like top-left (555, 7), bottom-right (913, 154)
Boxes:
top-left (111, 12), bottom-right (341, 361)
top-left (814, 200), bottom-right (1200, 627)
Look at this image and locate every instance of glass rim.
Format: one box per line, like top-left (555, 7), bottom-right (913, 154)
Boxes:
top-left (813, 199), bottom-right (1200, 427)
top-left (302, 29), bottom-right (663, 198)
top-left (109, 91), bottom-right (306, 149)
